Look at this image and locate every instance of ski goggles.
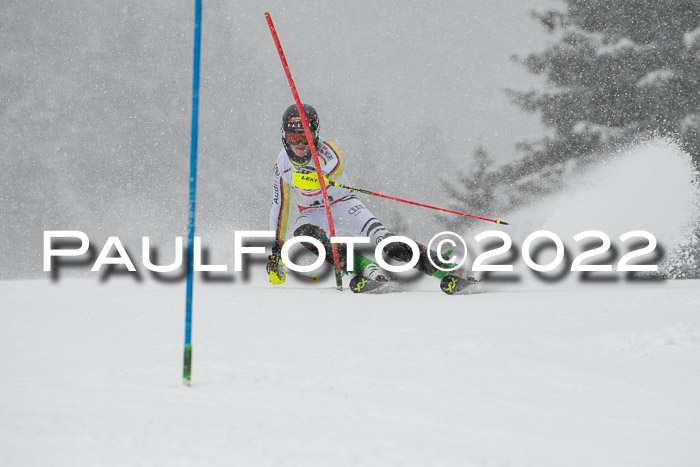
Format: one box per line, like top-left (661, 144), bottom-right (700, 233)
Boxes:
top-left (285, 132), bottom-right (311, 145)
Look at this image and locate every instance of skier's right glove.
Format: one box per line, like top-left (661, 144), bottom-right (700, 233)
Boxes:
top-left (267, 245), bottom-right (286, 285)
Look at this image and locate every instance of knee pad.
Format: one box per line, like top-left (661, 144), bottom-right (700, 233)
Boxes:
top-left (379, 233), bottom-right (418, 262)
top-left (294, 224), bottom-right (329, 248)
top-left (293, 224), bottom-right (347, 267)
top-left (381, 236), bottom-right (438, 276)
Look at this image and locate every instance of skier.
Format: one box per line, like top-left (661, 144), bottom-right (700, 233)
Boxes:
top-left (267, 103), bottom-right (460, 286)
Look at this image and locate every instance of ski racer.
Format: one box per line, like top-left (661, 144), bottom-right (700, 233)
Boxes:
top-left (267, 103), bottom-right (453, 285)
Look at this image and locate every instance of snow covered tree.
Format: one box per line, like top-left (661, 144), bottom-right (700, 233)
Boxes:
top-left (441, 146), bottom-right (499, 231)
top-left (509, 0), bottom-right (700, 171)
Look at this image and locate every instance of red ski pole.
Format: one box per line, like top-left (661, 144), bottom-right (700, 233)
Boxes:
top-left (333, 181), bottom-right (508, 225)
top-left (265, 12), bottom-right (345, 290)
top-left (293, 172), bottom-right (508, 225)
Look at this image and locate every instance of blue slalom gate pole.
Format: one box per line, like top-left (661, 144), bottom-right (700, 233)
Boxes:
top-left (183, 0), bottom-right (202, 386)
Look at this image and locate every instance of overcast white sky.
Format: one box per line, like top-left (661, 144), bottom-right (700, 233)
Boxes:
top-left (234, 0), bottom-right (557, 164)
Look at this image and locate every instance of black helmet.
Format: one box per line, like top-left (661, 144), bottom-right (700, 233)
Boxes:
top-left (281, 104), bottom-right (320, 169)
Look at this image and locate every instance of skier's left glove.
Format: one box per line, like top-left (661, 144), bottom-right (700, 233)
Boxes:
top-left (267, 244), bottom-right (286, 285)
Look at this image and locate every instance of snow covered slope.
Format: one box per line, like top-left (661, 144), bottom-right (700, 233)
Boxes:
top-left (2, 277), bottom-right (699, 466)
top-left (2, 140), bottom-right (699, 465)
